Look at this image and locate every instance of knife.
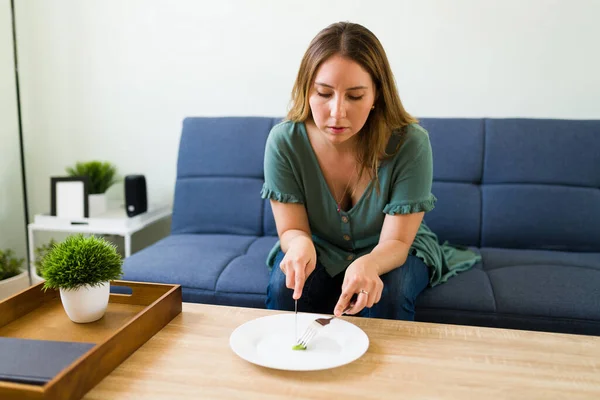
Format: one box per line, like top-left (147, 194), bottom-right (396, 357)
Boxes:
top-left (295, 299), bottom-right (298, 341)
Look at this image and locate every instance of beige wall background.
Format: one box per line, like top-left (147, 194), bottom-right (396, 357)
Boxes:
top-left (6, 0), bottom-right (600, 225)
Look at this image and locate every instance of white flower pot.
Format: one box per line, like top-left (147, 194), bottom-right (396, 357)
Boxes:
top-left (88, 193), bottom-right (107, 217)
top-left (60, 282), bottom-right (110, 323)
top-left (0, 271), bottom-right (29, 301)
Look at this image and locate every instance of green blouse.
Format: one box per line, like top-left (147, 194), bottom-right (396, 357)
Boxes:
top-left (260, 120), bottom-right (480, 287)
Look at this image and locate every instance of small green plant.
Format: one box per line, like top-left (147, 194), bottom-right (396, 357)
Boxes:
top-left (0, 249), bottom-right (25, 281)
top-left (42, 234), bottom-right (123, 290)
top-left (65, 161), bottom-right (119, 194)
top-left (34, 239), bottom-right (58, 277)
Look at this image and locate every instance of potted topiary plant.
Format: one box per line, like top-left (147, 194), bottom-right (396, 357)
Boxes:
top-left (0, 249), bottom-right (28, 300)
top-left (32, 239), bottom-right (57, 284)
top-left (42, 234), bottom-right (123, 323)
top-left (66, 161), bottom-right (119, 217)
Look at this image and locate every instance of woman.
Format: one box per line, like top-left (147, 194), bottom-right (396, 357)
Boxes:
top-left (261, 22), bottom-right (479, 321)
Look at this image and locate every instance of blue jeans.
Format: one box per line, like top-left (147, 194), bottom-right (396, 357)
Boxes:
top-left (266, 251), bottom-right (430, 321)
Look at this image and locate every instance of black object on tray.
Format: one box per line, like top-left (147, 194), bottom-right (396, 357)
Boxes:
top-left (0, 337), bottom-right (95, 385)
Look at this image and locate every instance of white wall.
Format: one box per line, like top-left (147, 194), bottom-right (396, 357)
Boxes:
top-left (0, 0), bottom-right (26, 259)
top-left (15, 0), bottom-right (600, 217)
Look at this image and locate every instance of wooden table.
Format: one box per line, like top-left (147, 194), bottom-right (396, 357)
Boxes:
top-left (84, 303), bottom-right (600, 399)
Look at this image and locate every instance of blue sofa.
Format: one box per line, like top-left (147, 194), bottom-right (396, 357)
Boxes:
top-left (122, 117), bottom-right (600, 335)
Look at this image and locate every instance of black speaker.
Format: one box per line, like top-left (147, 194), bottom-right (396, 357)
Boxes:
top-left (124, 175), bottom-right (148, 217)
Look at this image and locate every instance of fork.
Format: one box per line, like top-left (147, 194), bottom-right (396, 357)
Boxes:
top-left (295, 306), bottom-right (352, 349)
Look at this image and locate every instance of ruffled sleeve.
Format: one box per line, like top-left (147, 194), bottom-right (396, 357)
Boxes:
top-left (383, 195), bottom-right (437, 215)
top-left (260, 187), bottom-right (302, 203)
top-left (260, 123), bottom-right (305, 204)
top-left (384, 127), bottom-right (437, 215)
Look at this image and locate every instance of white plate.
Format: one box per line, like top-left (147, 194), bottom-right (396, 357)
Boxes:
top-left (229, 313), bottom-right (369, 371)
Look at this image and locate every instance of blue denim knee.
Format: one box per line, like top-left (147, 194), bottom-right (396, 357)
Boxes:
top-left (266, 250), bottom-right (344, 314)
top-left (267, 250), bottom-right (430, 321)
top-left (265, 251), bottom-right (295, 311)
top-left (360, 254), bottom-right (430, 321)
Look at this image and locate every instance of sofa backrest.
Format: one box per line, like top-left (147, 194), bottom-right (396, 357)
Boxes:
top-left (171, 117), bottom-right (280, 236)
top-left (172, 117), bottom-right (600, 252)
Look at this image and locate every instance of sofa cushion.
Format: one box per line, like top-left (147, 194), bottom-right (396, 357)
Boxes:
top-left (214, 236), bottom-right (276, 295)
top-left (483, 119), bottom-right (600, 187)
top-left (481, 247), bottom-right (600, 271)
top-left (417, 251), bottom-right (496, 313)
top-left (417, 247), bottom-right (600, 334)
top-left (172, 117), bottom-right (281, 236)
top-left (481, 248), bottom-right (600, 321)
top-left (177, 117), bottom-right (277, 178)
top-left (121, 234), bottom-right (275, 308)
top-left (482, 185), bottom-right (600, 252)
top-left (424, 182), bottom-right (481, 247)
top-left (173, 177), bottom-right (265, 235)
top-left (420, 118), bottom-right (484, 183)
top-left (482, 119), bottom-right (600, 252)
top-left (122, 234), bottom-right (259, 290)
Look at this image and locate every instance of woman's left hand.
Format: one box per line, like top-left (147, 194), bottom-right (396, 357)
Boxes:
top-left (334, 256), bottom-right (384, 316)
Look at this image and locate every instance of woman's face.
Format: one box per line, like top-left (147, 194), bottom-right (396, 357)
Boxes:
top-left (308, 54), bottom-right (376, 147)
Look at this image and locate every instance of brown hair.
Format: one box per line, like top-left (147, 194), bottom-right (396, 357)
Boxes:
top-left (287, 21), bottom-right (417, 192)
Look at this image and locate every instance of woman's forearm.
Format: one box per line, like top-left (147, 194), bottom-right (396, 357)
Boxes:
top-left (280, 229), bottom-right (313, 253)
top-left (362, 239), bottom-right (411, 275)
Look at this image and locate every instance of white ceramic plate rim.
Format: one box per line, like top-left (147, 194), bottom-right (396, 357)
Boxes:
top-left (229, 313), bottom-right (369, 371)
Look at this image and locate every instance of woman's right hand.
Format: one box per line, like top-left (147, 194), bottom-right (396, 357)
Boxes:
top-left (279, 236), bottom-right (317, 300)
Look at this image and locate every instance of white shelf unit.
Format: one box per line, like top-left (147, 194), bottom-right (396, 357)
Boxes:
top-left (28, 205), bottom-right (172, 262)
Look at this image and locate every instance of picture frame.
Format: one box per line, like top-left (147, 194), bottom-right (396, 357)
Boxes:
top-left (50, 176), bottom-right (89, 218)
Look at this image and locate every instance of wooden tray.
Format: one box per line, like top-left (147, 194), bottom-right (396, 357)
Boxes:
top-left (0, 280), bottom-right (182, 400)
